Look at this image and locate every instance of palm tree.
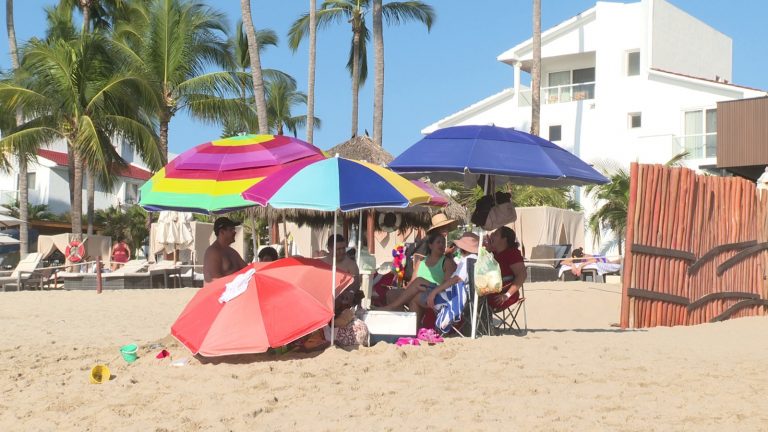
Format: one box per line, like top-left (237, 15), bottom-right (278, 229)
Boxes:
top-left (265, 75), bottom-right (321, 136)
top-left (530, 0), bottom-right (541, 136)
top-left (0, 34), bottom-right (162, 236)
top-left (240, 0), bottom-right (269, 135)
top-left (289, 0), bottom-right (435, 138)
top-left (306, 0), bottom-right (317, 144)
top-left (5, 0), bottom-right (30, 255)
top-left (372, 0), bottom-right (383, 147)
top-left (112, 0), bottom-right (245, 163)
top-left (585, 165), bottom-right (629, 254)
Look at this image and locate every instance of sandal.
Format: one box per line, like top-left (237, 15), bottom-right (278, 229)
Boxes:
top-left (395, 337), bottom-right (420, 347)
top-left (417, 328), bottom-right (444, 345)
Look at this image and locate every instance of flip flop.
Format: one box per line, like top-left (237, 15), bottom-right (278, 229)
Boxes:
top-left (395, 337), bottom-right (420, 347)
top-left (417, 328), bottom-right (444, 344)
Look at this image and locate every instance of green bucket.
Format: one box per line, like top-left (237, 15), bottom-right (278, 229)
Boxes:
top-left (120, 343), bottom-right (139, 363)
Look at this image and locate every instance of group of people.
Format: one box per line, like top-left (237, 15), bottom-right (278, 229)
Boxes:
top-left (200, 213), bottom-right (528, 348)
top-left (380, 214), bottom-right (526, 328)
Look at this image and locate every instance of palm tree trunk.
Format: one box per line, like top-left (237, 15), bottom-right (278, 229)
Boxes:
top-left (6, 0), bottom-right (28, 256)
top-left (530, 0), bottom-right (541, 136)
top-left (86, 168), bottom-right (95, 235)
top-left (72, 152), bottom-right (84, 236)
top-left (159, 115), bottom-right (169, 165)
top-left (80, 0), bottom-right (91, 34)
top-left (350, 24), bottom-right (361, 138)
top-left (240, 0), bottom-right (269, 135)
top-left (305, 0), bottom-right (317, 144)
top-left (372, 0), bottom-right (384, 147)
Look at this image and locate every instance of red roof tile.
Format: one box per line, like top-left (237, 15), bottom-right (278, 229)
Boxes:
top-left (37, 149), bottom-right (152, 181)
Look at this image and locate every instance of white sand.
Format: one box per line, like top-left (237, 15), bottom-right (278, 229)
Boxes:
top-left (1, 282), bottom-right (767, 431)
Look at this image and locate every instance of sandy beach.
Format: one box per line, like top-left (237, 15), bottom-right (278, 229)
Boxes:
top-left (2, 282), bottom-right (767, 431)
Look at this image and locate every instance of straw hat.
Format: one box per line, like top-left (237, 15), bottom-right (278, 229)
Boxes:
top-left (452, 232), bottom-right (479, 254)
top-left (427, 213), bottom-right (458, 233)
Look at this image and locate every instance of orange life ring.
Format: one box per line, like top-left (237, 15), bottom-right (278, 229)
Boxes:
top-left (66, 240), bottom-right (86, 263)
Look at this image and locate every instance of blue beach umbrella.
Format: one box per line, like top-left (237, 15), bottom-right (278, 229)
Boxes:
top-left (389, 125), bottom-right (608, 186)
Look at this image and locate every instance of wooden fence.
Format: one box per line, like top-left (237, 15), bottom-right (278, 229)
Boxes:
top-left (621, 163), bottom-right (768, 328)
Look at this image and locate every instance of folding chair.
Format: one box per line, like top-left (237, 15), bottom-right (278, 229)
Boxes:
top-left (490, 276), bottom-right (527, 335)
top-left (450, 258), bottom-right (494, 338)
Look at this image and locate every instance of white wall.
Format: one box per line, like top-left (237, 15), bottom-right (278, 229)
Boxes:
top-left (650, 0), bottom-right (731, 81)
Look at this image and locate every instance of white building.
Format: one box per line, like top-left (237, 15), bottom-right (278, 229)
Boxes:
top-left (0, 137), bottom-right (152, 215)
top-left (422, 0), bottom-right (766, 253)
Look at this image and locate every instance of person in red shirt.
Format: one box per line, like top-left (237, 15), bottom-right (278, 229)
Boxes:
top-left (486, 226), bottom-right (526, 310)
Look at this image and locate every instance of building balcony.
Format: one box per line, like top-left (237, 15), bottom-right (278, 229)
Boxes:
top-left (674, 133), bottom-right (717, 160)
top-left (517, 81), bottom-right (596, 107)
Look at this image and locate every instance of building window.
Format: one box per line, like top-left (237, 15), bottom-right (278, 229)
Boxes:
top-left (126, 183), bottom-right (139, 204)
top-left (549, 125), bottom-right (562, 142)
top-left (627, 51), bottom-right (640, 76)
top-left (27, 172), bottom-right (36, 189)
top-left (683, 108), bottom-right (717, 158)
top-left (545, 68), bottom-right (595, 103)
top-left (628, 113), bottom-right (642, 128)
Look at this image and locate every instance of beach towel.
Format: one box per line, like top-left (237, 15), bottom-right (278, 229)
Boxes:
top-left (433, 281), bottom-right (468, 333)
top-left (218, 268), bottom-right (256, 303)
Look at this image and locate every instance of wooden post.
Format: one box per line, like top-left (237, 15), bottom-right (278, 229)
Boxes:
top-left (620, 163), bottom-right (639, 328)
top-left (367, 210), bottom-right (375, 254)
top-left (96, 256), bottom-right (103, 294)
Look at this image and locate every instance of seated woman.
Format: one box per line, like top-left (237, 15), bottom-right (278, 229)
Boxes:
top-left (486, 226), bottom-right (527, 311)
top-left (380, 232), bottom-right (457, 326)
top-left (561, 247), bottom-right (601, 277)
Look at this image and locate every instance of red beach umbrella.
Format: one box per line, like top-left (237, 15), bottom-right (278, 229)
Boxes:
top-left (171, 258), bottom-right (353, 357)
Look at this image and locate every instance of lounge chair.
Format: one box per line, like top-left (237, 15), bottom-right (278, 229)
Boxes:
top-left (61, 260), bottom-right (151, 290)
top-left (0, 253), bottom-right (43, 291)
top-left (525, 244), bottom-right (571, 282)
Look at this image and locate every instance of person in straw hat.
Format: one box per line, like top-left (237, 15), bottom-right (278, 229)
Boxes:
top-left (427, 213), bottom-right (458, 237)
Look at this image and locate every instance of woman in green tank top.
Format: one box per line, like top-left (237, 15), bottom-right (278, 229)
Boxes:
top-left (381, 233), bottom-right (457, 326)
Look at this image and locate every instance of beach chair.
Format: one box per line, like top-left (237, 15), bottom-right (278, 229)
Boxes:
top-left (0, 253), bottom-right (43, 291)
top-left (490, 276), bottom-right (527, 335)
top-left (450, 258), bottom-right (494, 338)
top-left (525, 244), bottom-right (570, 282)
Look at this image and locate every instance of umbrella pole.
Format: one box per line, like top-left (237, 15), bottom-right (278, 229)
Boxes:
top-left (331, 211), bottom-right (338, 346)
top-left (250, 213), bottom-right (258, 262)
top-left (283, 216), bottom-right (290, 257)
top-left (356, 211), bottom-right (363, 267)
top-left (471, 176), bottom-right (491, 339)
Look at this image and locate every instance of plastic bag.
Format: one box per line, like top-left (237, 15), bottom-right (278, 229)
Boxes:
top-left (474, 245), bottom-right (503, 296)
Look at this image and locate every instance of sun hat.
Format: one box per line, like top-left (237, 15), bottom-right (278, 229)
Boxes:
top-left (452, 232), bottom-right (479, 254)
top-left (427, 213), bottom-right (458, 233)
top-left (213, 217), bottom-right (241, 235)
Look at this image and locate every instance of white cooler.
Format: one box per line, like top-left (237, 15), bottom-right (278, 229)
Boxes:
top-left (361, 310), bottom-right (417, 345)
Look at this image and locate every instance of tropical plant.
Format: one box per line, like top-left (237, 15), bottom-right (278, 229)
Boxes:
top-left (240, 0), bottom-right (269, 135)
top-left (112, 0), bottom-right (247, 162)
top-left (8, 199), bottom-right (57, 221)
top-left (265, 75), bottom-right (321, 136)
top-left (288, 0), bottom-right (435, 138)
top-left (5, 0), bottom-right (31, 255)
top-left (0, 33), bottom-right (162, 237)
top-left (94, 204), bottom-right (149, 256)
top-left (585, 164), bottom-right (629, 254)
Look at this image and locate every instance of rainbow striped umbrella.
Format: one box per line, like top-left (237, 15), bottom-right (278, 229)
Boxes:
top-left (241, 156), bottom-right (431, 211)
top-left (139, 135), bottom-right (325, 214)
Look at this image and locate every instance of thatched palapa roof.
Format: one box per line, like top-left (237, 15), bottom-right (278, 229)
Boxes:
top-left (326, 135), bottom-right (394, 165)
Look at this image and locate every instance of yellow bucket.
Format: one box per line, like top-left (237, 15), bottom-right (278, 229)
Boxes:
top-left (90, 364), bottom-right (111, 384)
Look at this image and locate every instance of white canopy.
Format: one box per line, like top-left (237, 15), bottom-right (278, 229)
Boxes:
top-left (508, 206), bottom-right (585, 258)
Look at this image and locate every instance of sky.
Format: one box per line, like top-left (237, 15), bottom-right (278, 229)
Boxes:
top-left (1, 0), bottom-right (767, 159)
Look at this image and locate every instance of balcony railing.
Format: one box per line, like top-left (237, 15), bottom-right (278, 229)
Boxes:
top-left (517, 81), bottom-right (596, 107)
top-left (674, 133), bottom-right (717, 160)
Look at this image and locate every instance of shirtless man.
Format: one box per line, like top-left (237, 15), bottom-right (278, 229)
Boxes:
top-left (203, 217), bottom-right (247, 283)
